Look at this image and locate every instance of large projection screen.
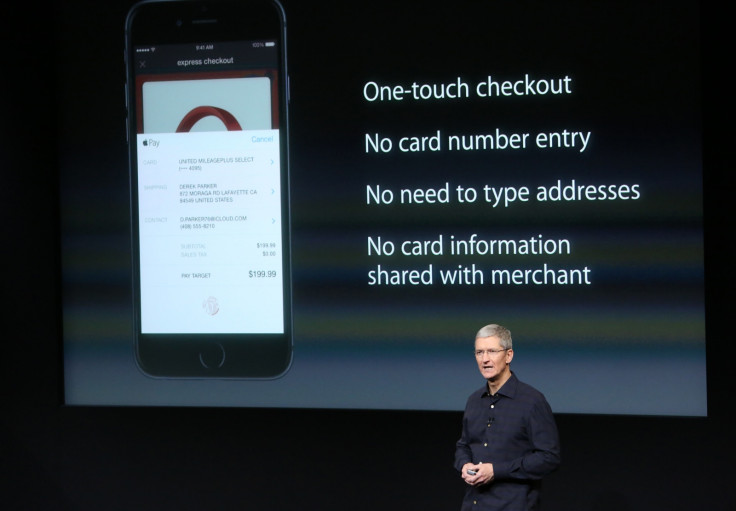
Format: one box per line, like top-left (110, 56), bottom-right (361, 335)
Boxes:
top-left (61, 0), bottom-right (705, 416)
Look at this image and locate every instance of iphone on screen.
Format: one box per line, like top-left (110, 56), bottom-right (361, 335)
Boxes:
top-left (125, 0), bottom-right (292, 378)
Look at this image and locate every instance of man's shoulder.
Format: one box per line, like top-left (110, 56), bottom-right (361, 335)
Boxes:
top-left (467, 384), bottom-right (488, 399)
top-left (514, 376), bottom-right (542, 394)
top-left (509, 374), bottom-right (549, 403)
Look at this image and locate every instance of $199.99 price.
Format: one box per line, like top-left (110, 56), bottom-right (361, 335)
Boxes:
top-left (249, 270), bottom-right (278, 278)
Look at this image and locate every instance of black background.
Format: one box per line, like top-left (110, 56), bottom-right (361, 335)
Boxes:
top-left (3, 0), bottom-right (734, 509)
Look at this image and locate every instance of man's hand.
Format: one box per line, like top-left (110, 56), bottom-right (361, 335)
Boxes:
top-left (461, 462), bottom-right (494, 486)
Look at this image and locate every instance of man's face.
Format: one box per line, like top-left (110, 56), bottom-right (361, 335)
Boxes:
top-left (475, 335), bottom-right (513, 382)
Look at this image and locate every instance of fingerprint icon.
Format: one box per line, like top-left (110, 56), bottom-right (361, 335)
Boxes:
top-left (203, 296), bottom-right (219, 316)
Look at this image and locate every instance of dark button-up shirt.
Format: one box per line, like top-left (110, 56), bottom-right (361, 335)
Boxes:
top-left (454, 373), bottom-right (561, 510)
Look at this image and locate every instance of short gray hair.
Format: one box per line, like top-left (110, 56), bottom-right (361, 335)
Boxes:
top-left (475, 324), bottom-right (513, 349)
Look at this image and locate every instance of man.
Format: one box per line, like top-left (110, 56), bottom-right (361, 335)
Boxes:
top-left (455, 324), bottom-right (560, 510)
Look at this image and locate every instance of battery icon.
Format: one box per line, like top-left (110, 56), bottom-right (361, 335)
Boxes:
top-left (265, 42), bottom-right (276, 47)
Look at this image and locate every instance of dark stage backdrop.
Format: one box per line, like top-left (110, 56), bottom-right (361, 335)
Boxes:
top-left (60, 0), bottom-right (705, 416)
top-left (3, 1), bottom-right (735, 510)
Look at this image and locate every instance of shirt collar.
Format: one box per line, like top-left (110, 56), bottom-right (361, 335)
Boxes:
top-left (481, 372), bottom-right (518, 399)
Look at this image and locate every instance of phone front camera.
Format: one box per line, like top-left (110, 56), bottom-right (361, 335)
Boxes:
top-left (176, 19), bottom-right (183, 28)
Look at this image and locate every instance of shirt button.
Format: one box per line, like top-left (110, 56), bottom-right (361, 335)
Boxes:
top-left (484, 442), bottom-right (488, 446)
top-left (491, 405), bottom-right (495, 408)
top-left (473, 500), bottom-right (477, 505)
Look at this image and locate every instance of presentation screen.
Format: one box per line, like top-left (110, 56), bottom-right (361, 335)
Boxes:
top-left (61, 0), bottom-right (705, 416)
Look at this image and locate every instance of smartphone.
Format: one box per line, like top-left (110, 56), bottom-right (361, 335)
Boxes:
top-left (125, 0), bottom-right (292, 378)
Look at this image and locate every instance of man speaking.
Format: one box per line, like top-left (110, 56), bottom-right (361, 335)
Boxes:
top-left (455, 324), bottom-right (561, 510)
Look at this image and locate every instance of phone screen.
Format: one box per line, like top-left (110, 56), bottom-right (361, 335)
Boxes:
top-left (126, 0), bottom-right (291, 377)
top-left (134, 42), bottom-right (283, 334)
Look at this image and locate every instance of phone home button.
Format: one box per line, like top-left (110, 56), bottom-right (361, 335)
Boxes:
top-left (198, 342), bottom-right (225, 369)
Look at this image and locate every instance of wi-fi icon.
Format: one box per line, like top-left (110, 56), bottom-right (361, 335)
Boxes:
top-left (151, 47), bottom-right (156, 52)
